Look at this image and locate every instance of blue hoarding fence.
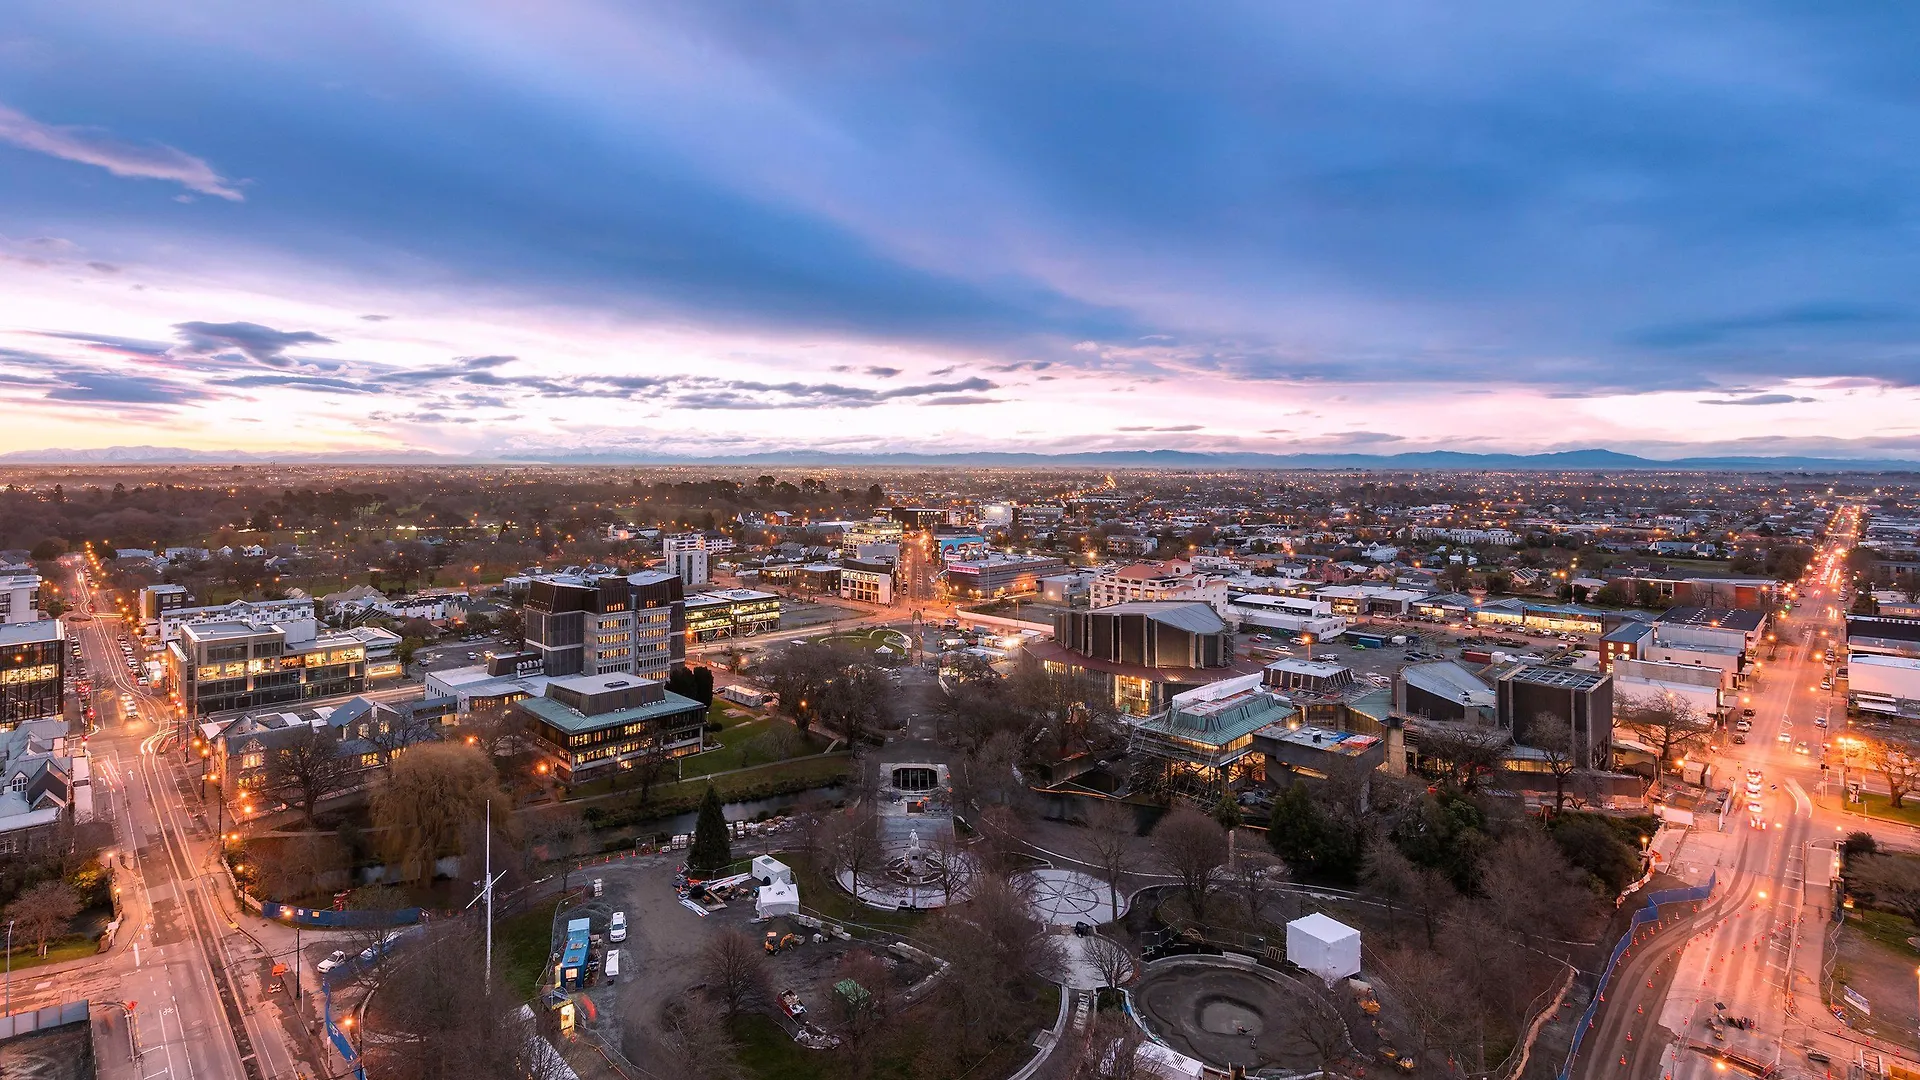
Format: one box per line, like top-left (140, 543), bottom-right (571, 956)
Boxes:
top-left (261, 900), bottom-right (423, 928)
top-left (1558, 873), bottom-right (1717, 1080)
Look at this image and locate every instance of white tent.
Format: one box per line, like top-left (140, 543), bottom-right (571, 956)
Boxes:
top-left (753, 855), bottom-right (793, 886)
top-left (756, 881), bottom-right (800, 920)
top-left (1287, 912), bottom-right (1362, 986)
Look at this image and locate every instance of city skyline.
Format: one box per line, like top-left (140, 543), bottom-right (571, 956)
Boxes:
top-left (5, 4), bottom-right (1920, 460)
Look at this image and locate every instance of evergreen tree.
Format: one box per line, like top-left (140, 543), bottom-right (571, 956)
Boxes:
top-left (689, 785), bottom-right (732, 875)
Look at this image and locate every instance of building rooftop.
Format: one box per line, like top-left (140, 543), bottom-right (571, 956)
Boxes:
top-left (1504, 664), bottom-right (1609, 691)
top-left (1657, 606), bottom-right (1767, 632)
top-left (689, 588), bottom-right (778, 604)
top-left (1402, 661), bottom-right (1495, 707)
top-left (1094, 600), bottom-right (1227, 635)
top-left (0, 620), bottom-right (62, 646)
top-left (1255, 722), bottom-right (1382, 757)
top-left (180, 620), bottom-right (266, 642)
top-left (1602, 620), bottom-right (1657, 644)
top-left (517, 686), bottom-right (705, 734)
top-left (548, 672), bottom-right (655, 696)
top-left (1264, 658), bottom-right (1349, 679)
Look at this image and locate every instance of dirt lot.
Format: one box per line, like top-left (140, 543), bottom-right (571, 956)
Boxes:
top-left (1828, 908), bottom-right (1920, 1054)
top-left (567, 850), bottom-right (941, 1066)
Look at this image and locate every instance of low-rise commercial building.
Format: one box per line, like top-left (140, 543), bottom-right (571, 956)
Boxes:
top-left (199, 694), bottom-right (456, 807)
top-left (684, 589), bottom-right (781, 641)
top-left (1090, 561), bottom-right (1226, 612)
top-left (512, 673), bottom-right (707, 783)
top-left (839, 560), bottom-right (895, 605)
top-left (1395, 661), bottom-right (1495, 723)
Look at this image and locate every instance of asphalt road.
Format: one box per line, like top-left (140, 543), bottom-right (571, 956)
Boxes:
top-left (1580, 509), bottom-right (1883, 1080)
top-left (15, 559), bottom-right (310, 1080)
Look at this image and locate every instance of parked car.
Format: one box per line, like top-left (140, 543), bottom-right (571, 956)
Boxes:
top-left (316, 950), bottom-right (348, 976)
top-left (609, 911), bottom-right (627, 943)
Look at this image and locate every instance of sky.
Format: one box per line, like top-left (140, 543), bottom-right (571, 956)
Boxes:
top-left (3, 2), bottom-right (1920, 461)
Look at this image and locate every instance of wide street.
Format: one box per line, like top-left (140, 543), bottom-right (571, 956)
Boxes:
top-left (1578, 504), bottom-right (1902, 1080)
top-left (9, 556), bottom-right (319, 1080)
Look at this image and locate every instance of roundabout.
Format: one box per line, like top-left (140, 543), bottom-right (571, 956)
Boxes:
top-left (1131, 958), bottom-right (1316, 1073)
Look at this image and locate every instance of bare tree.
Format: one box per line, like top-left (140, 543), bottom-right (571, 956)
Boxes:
top-left (1231, 848), bottom-right (1289, 930)
top-left (4, 881), bottom-right (80, 957)
top-left (1083, 800), bottom-right (1142, 922)
top-left (1418, 725), bottom-right (1511, 793)
top-left (1850, 854), bottom-right (1920, 930)
top-left (1406, 865), bottom-right (1457, 951)
top-left (265, 727), bottom-right (354, 825)
top-left (1150, 806), bottom-right (1229, 924)
top-left (1361, 835), bottom-right (1416, 940)
top-left (373, 925), bottom-right (564, 1080)
top-left (1860, 732), bottom-right (1920, 809)
top-left (254, 831), bottom-right (348, 901)
top-left (1285, 983), bottom-right (1355, 1074)
top-left (700, 926), bottom-right (767, 1018)
top-left (1531, 711), bottom-right (1582, 814)
top-left (1084, 933), bottom-right (1135, 990)
top-left (1383, 948), bottom-right (1484, 1074)
top-left (832, 809), bottom-right (885, 902)
top-left (650, 998), bottom-right (745, 1080)
top-left (1478, 827), bottom-right (1593, 940)
top-left (1617, 695), bottom-right (1713, 783)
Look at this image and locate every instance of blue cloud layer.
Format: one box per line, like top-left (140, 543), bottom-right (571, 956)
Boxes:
top-left (3, 1), bottom-right (1920, 397)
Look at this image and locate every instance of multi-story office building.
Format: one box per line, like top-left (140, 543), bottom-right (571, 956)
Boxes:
top-left (138, 584), bottom-right (190, 622)
top-left (167, 621), bottom-right (376, 717)
top-left (663, 533), bottom-right (712, 587)
top-left (942, 554), bottom-right (1067, 599)
top-left (889, 507), bottom-right (951, 530)
top-left (0, 572), bottom-right (42, 625)
top-left (840, 560), bottom-right (895, 605)
top-left (524, 571), bottom-right (687, 680)
top-left (514, 673), bottom-right (708, 783)
top-left (840, 518), bottom-right (906, 558)
top-left (1090, 560), bottom-right (1228, 612)
top-left (0, 621), bottom-right (65, 731)
top-left (684, 589), bottom-right (781, 642)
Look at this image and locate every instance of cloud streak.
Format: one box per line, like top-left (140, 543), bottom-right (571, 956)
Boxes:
top-left (0, 103), bottom-right (243, 200)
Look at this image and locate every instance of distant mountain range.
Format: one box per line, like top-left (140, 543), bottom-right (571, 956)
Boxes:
top-left (2, 444), bottom-right (1917, 471)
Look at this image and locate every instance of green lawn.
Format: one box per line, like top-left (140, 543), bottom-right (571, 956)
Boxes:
top-left (1847, 907), bottom-right (1920, 955)
top-left (1839, 791), bottom-right (1920, 829)
top-left (698, 715), bottom-right (831, 772)
top-left (496, 896), bottom-right (565, 1000)
top-left (0, 935), bottom-right (100, 971)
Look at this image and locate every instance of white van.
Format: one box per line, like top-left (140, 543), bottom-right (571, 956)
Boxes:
top-left (604, 948), bottom-right (622, 981)
top-left (608, 911), bottom-right (627, 943)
